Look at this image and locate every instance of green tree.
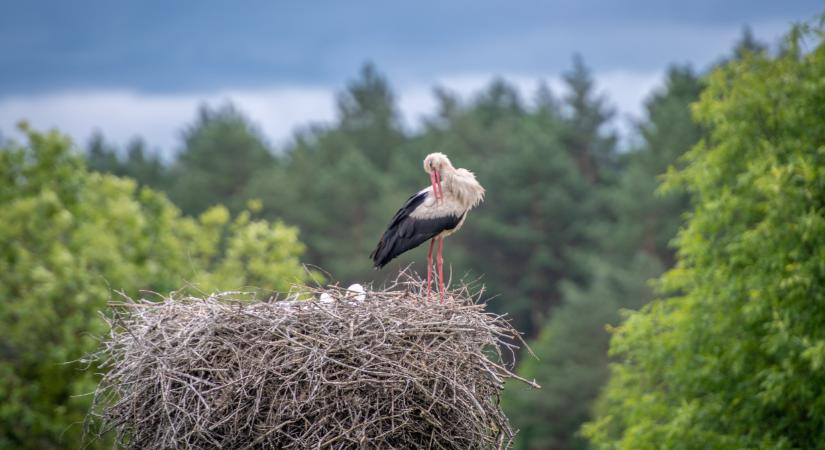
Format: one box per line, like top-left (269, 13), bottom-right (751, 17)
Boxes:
top-left (602, 66), bottom-right (702, 267)
top-left (584, 25), bottom-right (825, 449)
top-left (191, 202), bottom-right (312, 293)
top-left (337, 63), bottom-right (406, 171)
top-left (86, 132), bottom-right (120, 174)
top-left (505, 256), bottom-right (661, 450)
top-left (168, 103), bottom-right (275, 215)
top-left (86, 133), bottom-right (168, 189)
top-left (561, 55), bottom-right (618, 184)
top-left (505, 66), bottom-right (703, 450)
top-left (0, 125), bottom-right (308, 449)
top-left (122, 138), bottom-right (167, 188)
top-left (733, 26), bottom-right (768, 62)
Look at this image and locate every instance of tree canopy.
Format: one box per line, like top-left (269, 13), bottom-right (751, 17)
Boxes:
top-left (0, 125), bottom-right (309, 448)
top-left (503, 65), bottom-right (703, 450)
top-left (584, 25), bottom-right (825, 449)
top-left (169, 104), bottom-right (275, 215)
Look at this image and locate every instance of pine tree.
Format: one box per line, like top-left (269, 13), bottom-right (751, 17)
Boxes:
top-left (86, 133), bottom-right (168, 190)
top-left (506, 66), bottom-right (703, 449)
top-left (561, 55), bottom-right (617, 184)
top-left (336, 63), bottom-right (405, 170)
top-left (168, 103), bottom-right (274, 215)
top-left (604, 66), bottom-right (703, 267)
top-left (122, 138), bottom-right (167, 188)
top-left (86, 132), bottom-right (120, 174)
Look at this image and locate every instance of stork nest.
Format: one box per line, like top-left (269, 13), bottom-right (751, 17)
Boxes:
top-left (87, 275), bottom-right (538, 449)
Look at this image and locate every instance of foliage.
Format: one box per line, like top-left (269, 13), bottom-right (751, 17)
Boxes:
top-left (168, 104), bottom-right (275, 215)
top-left (191, 202), bottom-right (313, 293)
top-left (86, 133), bottom-right (168, 189)
top-left (584, 26), bottom-right (825, 449)
top-left (505, 66), bottom-right (702, 450)
top-left (0, 126), bottom-right (308, 449)
top-left (561, 54), bottom-right (618, 184)
top-left (505, 255), bottom-right (661, 450)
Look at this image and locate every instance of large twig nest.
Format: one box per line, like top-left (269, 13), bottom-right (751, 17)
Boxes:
top-left (88, 275), bottom-right (538, 449)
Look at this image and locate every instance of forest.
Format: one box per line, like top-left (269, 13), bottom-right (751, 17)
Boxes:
top-left (1, 20), bottom-right (824, 450)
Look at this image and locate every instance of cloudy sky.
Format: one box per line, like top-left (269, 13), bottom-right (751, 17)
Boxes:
top-left (0, 0), bottom-right (820, 154)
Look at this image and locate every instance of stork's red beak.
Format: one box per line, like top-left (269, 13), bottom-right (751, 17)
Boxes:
top-left (430, 171), bottom-right (442, 203)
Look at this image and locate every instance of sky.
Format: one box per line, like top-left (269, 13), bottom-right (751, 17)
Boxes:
top-left (0, 0), bottom-right (821, 154)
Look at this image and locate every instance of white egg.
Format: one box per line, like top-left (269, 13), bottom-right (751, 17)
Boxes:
top-left (346, 283), bottom-right (366, 302)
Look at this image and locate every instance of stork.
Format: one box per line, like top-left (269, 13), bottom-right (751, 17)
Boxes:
top-left (370, 153), bottom-right (485, 301)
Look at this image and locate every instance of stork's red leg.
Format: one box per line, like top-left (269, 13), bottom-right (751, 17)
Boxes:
top-left (426, 238), bottom-right (435, 301)
top-left (437, 237), bottom-right (445, 303)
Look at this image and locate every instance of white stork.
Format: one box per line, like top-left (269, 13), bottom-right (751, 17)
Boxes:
top-left (371, 153), bottom-right (485, 301)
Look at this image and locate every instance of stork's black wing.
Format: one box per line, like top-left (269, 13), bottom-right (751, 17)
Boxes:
top-left (370, 190), bottom-right (463, 269)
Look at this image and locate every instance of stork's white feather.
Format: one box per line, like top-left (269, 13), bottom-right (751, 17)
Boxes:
top-left (409, 186), bottom-right (466, 220)
top-left (443, 167), bottom-right (485, 209)
top-left (319, 292), bottom-right (334, 303)
top-left (411, 153), bottom-right (484, 238)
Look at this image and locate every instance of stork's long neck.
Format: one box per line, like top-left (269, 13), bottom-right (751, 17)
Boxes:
top-left (440, 166), bottom-right (485, 210)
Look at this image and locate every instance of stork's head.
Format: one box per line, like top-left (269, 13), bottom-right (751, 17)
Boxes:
top-left (423, 152), bottom-right (452, 175)
top-left (423, 153), bottom-right (451, 203)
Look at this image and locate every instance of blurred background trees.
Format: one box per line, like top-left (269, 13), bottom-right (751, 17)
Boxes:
top-left (87, 134), bottom-right (168, 189)
top-left (503, 65), bottom-right (703, 449)
top-left (168, 104), bottom-right (276, 215)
